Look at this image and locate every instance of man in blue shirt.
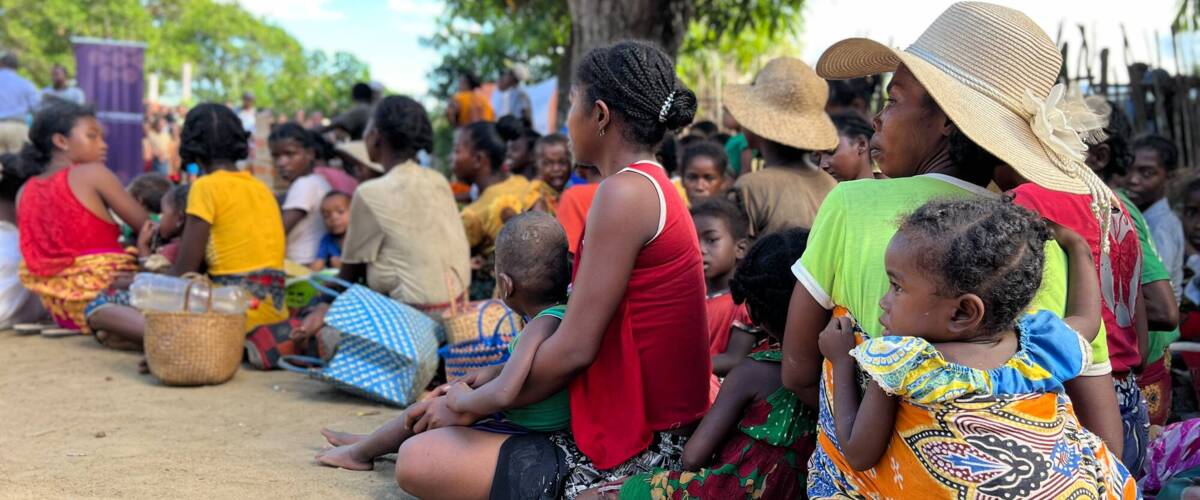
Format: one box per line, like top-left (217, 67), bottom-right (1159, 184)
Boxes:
top-left (0, 52), bottom-right (41, 154)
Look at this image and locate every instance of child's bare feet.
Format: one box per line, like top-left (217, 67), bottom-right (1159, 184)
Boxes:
top-left (314, 445), bottom-right (374, 471)
top-left (320, 427), bottom-right (366, 447)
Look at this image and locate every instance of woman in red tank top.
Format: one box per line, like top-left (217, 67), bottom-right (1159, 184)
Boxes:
top-left (15, 102), bottom-right (148, 345)
top-left (392, 42), bottom-right (708, 499)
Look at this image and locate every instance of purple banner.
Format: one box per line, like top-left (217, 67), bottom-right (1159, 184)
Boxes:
top-left (72, 38), bottom-right (145, 184)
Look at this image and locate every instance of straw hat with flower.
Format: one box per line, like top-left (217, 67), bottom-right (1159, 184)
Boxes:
top-left (723, 57), bottom-right (839, 152)
top-left (816, 1), bottom-right (1116, 246)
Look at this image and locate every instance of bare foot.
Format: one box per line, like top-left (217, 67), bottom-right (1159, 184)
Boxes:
top-left (96, 330), bottom-right (143, 352)
top-left (320, 428), bottom-right (366, 447)
top-left (314, 444), bottom-right (374, 471)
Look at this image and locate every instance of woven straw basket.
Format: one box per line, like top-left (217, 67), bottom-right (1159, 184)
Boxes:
top-left (440, 270), bottom-right (520, 345)
top-left (143, 274), bottom-right (246, 386)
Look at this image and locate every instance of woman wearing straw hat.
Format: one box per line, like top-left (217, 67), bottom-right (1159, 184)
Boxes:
top-left (725, 57), bottom-right (838, 239)
top-left (782, 0), bottom-right (1133, 490)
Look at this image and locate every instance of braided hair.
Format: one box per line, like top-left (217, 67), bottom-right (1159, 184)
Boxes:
top-left (576, 41), bottom-right (697, 147)
top-left (371, 95), bottom-right (434, 161)
top-left (729, 227), bottom-right (810, 337)
top-left (16, 101), bottom-right (96, 178)
top-left (179, 103), bottom-right (249, 169)
top-left (898, 197), bottom-right (1051, 336)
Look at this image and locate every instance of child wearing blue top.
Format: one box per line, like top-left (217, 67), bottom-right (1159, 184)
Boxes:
top-left (311, 191), bottom-right (350, 271)
top-left (808, 197), bottom-right (1137, 498)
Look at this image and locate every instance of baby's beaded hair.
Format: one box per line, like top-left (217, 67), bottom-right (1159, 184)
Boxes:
top-left (896, 197), bottom-right (1051, 335)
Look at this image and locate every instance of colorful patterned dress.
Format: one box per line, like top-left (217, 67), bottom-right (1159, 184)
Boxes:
top-left (619, 350), bottom-right (816, 499)
top-left (17, 166), bottom-right (136, 333)
top-left (808, 310), bottom-right (1140, 499)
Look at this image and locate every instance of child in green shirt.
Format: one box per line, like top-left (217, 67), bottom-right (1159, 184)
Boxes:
top-left (314, 211), bottom-right (571, 470)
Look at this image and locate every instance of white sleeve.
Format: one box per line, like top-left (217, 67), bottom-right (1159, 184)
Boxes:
top-left (282, 176), bottom-right (321, 213)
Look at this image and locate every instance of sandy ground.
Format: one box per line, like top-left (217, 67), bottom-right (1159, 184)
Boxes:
top-left (0, 329), bottom-right (416, 499)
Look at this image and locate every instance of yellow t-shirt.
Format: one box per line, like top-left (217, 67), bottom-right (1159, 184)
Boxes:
top-left (461, 175), bottom-right (531, 254)
top-left (187, 170), bottom-right (286, 276)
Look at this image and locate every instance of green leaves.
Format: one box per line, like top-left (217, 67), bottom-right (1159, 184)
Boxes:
top-left (0, 0), bottom-right (372, 115)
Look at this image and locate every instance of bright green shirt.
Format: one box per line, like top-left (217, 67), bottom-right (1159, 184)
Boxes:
top-left (503, 304), bottom-right (570, 432)
top-left (794, 174), bottom-right (1110, 371)
top-left (1117, 190), bottom-right (1179, 363)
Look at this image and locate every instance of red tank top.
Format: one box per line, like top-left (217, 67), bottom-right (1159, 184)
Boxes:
top-left (18, 166), bottom-right (124, 276)
top-left (569, 161), bottom-right (711, 469)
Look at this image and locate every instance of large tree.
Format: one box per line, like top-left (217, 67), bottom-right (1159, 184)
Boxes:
top-left (427, 0), bottom-right (805, 122)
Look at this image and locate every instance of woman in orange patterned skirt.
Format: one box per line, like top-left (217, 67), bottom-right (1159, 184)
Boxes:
top-left (15, 102), bottom-right (147, 347)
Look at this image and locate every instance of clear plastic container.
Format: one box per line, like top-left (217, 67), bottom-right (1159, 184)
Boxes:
top-left (130, 273), bottom-right (249, 314)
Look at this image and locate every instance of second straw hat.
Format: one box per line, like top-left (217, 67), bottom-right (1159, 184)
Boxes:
top-left (723, 57), bottom-right (838, 152)
top-left (335, 141), bottom-right (384, 174)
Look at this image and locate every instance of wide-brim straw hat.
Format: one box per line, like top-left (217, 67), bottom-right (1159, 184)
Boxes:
top-left (335, 141), bottom-right (384, 174)
top-left (816, 1), bottom-right (1110, 203)
top-left (723, 57), bottom-right (838, 152)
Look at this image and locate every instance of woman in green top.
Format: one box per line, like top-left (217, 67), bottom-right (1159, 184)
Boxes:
top-left (782, 3), bottom-right (1125, 455)
top-left (314, 212), bottom-right (571, 470)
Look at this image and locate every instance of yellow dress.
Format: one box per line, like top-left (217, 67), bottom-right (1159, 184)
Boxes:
top-left (461, 176), bottom-right (531, 255)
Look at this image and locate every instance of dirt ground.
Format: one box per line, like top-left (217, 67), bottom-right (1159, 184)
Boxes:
top-left (0, 329), bottom-right (416, 499)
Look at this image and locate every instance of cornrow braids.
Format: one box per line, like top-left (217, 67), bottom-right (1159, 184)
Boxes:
top-left (729, 227), bottom-right (809, 337)
top-left (179, 103), bottom-right (250, 169)
top-left (898, 197), bottom-right (1052, 336)
top-left (371, 95), bottom-right (434, 160)
top-left (576, 41), bottom-right (698, 147)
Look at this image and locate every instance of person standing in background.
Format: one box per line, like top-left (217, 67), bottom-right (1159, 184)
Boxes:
top-left (447, 72), bottom-right (493, 128)
top-left (0, 52), bottom-right (40, 154)
top-left (492, 63), bottom-right (532, 125)
top-left (41, 64), bottom-right (85, 107)
top-left (237, 91), bottom-right (257, 135)
top-left (326, 82), bottom-right (375, 141)
top-left (1126, 134), bottom-right (1185, 300)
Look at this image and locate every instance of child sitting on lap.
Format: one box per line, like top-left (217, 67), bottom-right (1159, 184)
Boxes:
top-left (690, 198), bottom-right (756, 401)
top-left (588, 228), bottom-right (816, 499)
top-left (316, 211), bottom-right (571, 470)
top-left (123, 172), bottom-right (170, 246)
top-left (310, 191), bottom-right (350, 271)
top-left (808, 198), bottom-right (1137, 498)
top-left (137, 184), bottom-right (189, 272)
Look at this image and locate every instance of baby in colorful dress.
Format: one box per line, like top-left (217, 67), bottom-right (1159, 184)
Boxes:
top-left (809, 197), bottom-right (1138, 499)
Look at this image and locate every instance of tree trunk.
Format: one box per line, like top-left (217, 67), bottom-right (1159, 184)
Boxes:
top-left (556, 0), bottom-right (693, 127)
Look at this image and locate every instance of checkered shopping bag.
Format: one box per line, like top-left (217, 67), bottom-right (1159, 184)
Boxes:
top-left (279, 275), bottom-right (439, 407)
